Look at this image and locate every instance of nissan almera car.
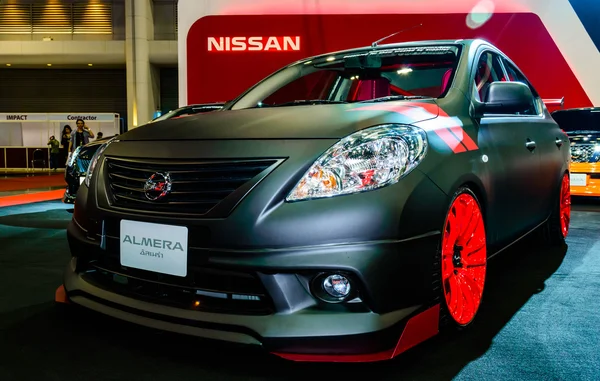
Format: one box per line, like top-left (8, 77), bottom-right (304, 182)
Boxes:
top-left (58, 39), bottom-right (571, 362)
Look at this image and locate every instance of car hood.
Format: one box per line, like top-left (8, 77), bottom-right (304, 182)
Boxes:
top-left (119, 100), bottom-right (440, 141)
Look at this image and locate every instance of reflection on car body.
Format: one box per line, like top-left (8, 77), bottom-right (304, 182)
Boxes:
top-left (60, 39), bottom-right (570, 362)
top-left (150, 103), bottom-right (226, 123)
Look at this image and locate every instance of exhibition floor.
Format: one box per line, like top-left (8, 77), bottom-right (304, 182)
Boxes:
top-left (1, 199), bottom-right (599, 380)
top-left (0, 174), bottom-right (65, 207)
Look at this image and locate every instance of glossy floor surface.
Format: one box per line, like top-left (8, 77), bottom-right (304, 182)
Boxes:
top-left (1, 198), bottom-right (599, 380)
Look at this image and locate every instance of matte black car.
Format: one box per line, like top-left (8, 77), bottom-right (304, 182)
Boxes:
top-left (62, 104), bottom-right (224, 203)
top-left (59, 39), bottom-right (571, 362)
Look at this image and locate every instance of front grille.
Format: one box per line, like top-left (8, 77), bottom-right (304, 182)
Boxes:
top-left (570, 144), bottom-right (600, 163)
top-left (105, 157), bottom-right (278, 216)
top-left (79, 256), bottom-right (274, 315)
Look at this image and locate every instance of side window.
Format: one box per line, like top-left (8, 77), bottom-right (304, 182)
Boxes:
top-left (502, 58), bottom-right (527, 83)
top-left (471, 51), bottom-right (504, 103)
top-left (501, 58), bottom-right (540, 116)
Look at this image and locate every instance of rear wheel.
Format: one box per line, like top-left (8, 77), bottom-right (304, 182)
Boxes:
top-left (437, 188), bottom-right (487, 328)
top-left (541, 172), bottom-right (570, 245)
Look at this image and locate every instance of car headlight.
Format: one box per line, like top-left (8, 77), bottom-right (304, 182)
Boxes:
top-left (67, 146), bottom-right (82, 168)
top-left (84, 138), bottom-right (117, 187)
top-left (286, 124), bottom-right (428, 202)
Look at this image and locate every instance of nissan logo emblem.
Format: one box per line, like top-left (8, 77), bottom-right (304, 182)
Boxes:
top-left (143, 172), bottom-right (172, 201)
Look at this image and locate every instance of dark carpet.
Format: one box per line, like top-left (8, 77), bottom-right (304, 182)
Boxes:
top-left (0, 199), bottom-right (599, 381)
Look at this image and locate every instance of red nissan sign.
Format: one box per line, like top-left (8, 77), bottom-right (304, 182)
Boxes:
top-left (207, 36), bottom-right (301, 51)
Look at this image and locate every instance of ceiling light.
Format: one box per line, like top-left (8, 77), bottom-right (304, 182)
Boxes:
top-left (88, 64), bottom-right (93, 66)
top-left (5, 64), bottom-right (11, 67)
top-left (397, 68), bottom-right (413, 75)
top-left (47, 64), bottom-right (52, 67)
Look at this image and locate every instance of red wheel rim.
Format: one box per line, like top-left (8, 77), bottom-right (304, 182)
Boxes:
top-left (441, 193), bottom-right (486, 326)
top-left (560, 173), bottom-right (571, 238)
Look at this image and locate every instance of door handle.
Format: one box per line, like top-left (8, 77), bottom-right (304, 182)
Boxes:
top-left (526, 139), bottom-right (536, 151)
top-left (555, 138), bottom-right (563, 148)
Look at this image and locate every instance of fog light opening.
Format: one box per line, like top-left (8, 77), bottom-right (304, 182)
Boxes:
top-left (311, 272), bottom-right (356, 303)
top-left (323, 274), bottom-right (351, 299)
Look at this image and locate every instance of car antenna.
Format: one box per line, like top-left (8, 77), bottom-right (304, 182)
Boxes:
top-left (371, 24), bottom-right (423, 47)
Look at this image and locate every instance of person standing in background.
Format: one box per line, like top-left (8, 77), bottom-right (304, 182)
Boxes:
top-left (47, 135), bottom-right (60, 171)
top-left (68, 118), bottom-right (95, 154)
top-left (60, 125), bottom-right (72, 166)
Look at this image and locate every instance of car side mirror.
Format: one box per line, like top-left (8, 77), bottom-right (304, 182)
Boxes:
top-left (472, 81), bottom-right (535, 117)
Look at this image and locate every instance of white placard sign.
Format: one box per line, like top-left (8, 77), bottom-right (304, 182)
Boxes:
top-left (0, 113), bottom-right (48, 122)
top-left (570, 173), bottom-right (587, 187)
top-left (120, 220), bottom-right (189, 277)
top-left (48, 114), bottom-right (116, 122)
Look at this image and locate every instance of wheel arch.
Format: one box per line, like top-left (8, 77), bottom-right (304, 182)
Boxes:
top-left (460, 181), bottom-right (486, 218)
top-left (446, 174), bottom-right (489, 220)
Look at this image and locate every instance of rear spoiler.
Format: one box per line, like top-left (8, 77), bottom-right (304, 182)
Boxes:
top-left (543, 97), bottom-right (565, 109)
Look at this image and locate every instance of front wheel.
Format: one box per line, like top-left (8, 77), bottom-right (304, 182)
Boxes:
top-left (437, 187), bottom-right (487, 328)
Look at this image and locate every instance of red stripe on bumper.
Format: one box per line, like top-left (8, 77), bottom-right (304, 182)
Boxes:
top-left (272, 304), bottom-right (440, 363)
top-left (55, 285), bottom-right (70, 304)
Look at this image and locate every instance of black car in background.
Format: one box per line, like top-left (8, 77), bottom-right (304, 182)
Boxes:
top-left (62, 103), bottom-right (225, 203)
top-left (63, 136), bottom-right (115, 203)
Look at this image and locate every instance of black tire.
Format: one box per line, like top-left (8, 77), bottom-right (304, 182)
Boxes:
top-left (540, 172), bottom-right (570, 246)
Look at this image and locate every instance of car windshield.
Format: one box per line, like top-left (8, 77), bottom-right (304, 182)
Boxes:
top-left (552, 109), bottom-right (600, 133)
top-left (230, 44), bottom-right (461, 110)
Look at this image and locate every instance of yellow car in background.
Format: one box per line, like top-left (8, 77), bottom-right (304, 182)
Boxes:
top-left (552, 107), bottom-right (600, 197)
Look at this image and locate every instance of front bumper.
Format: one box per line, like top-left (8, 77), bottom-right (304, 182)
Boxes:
top-left (570, 163), bottom-right (600, 197)
top-left (62, 137), bottom-right (450, 361)
top-left (64, 218), bottom-right (441, 361)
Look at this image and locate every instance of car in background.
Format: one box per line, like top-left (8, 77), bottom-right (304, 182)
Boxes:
top-left (60, 39), bottom-right (570, 362)
top-left (62, 103), bottom-right (225, 203)
top-left (552, 107), bottom-right (600, 197)
top-left (63, 135), bottom-right (115, 204)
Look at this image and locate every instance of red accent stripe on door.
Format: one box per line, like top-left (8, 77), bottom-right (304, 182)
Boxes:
top-left (448, 126), bottom-right (479, 151)
top-left (434, 128), bottom-right (467, 153)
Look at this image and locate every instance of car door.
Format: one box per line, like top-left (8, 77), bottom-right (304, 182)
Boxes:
top-left (500, 56), bottom-right (565, 216)
top-left (470, 50), bottom-right (543, 248)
